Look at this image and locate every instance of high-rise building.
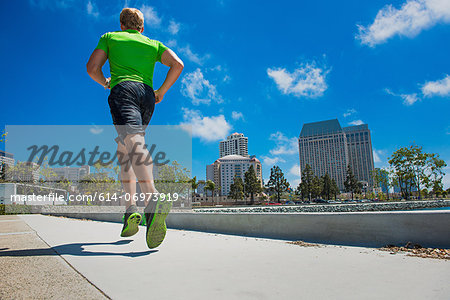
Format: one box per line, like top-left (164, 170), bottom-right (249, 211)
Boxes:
top-left (206, 155), bottom-right (262, 196)
top-left (299, 119), bottom-right (348, 190)
top-left (219, 133), bottom-right (249, 158)
top-left (298, 119), bottom-right (374, 191)
top-left (343, 125), bottom-right (374, 188)
top-left (0, 150), bottom-right (15, 168)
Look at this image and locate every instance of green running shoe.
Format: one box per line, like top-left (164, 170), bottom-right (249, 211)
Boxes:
top-left (121, 205), bottom-right (142, 237)
top-left (144, 196), bottom-right (172, 249)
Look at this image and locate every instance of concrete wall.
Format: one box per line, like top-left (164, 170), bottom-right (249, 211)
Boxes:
top-left (166, 211), bottom-right (450, 248)
top-left (29, 204), bottom-right (450, 248)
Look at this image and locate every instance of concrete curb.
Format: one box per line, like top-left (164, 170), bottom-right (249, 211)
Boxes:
top-left (166, 210), bottom-right (450, 248)
top-left (24, 203), bottom-right (450, 249)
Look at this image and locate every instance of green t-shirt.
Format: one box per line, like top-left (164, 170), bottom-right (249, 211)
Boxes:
top-left (95, 29), bottom-right (168, 89)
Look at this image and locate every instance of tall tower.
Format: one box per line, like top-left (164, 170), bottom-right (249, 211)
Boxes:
top-left (298, 119), bottom-right (349, 191)
top-left (219, 133), bottom-right (249, 158)
top-left (343, 124), bottom-right (375, 188)
top-left (298, 119), bottom-right (375, 192)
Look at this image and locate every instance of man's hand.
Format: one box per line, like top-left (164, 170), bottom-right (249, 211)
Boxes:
top-left (104, 77), bottom-right (111, 90)
top-left (154, 90), bottom-right (164, 104)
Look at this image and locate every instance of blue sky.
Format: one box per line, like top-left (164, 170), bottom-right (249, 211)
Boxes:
top-left (1, 0), bottom-right (449, 188)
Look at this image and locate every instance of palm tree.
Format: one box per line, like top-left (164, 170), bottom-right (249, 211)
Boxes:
top-left (205, 180), bottom-right (215, 204)
top-left (191, 176), bottom-right (199, 199)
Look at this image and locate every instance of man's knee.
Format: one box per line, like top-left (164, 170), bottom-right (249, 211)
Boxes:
top-left (123, 133), bottom-right (145, 149)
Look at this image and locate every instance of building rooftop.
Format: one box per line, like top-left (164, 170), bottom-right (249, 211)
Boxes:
top-left (218, 154), bottom-right (250, 161)
top-left (343, 124), bottom-right (369, 132)
top-left (300, 119), bottom-right (342, 137)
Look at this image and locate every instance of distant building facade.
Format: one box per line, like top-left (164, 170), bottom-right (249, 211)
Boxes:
top-left (0, 151), bottom-right (15, 168)
top-left (219, 133), bottom-right (249, 158)
top-left (51, 165), bottom-right (90, 183)
top-left (206, 155), bottom-right (262, 196)
top-left (8, 161), bottom-right (41, 183)
top-left (343, 124), bottom-right (375, 188)
top-left (298, 119), bottom-right (374, 191)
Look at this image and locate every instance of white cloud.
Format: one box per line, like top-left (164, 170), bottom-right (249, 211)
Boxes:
top-left (89, 125), bottom-right (103, 135)
top-left (181, 69), bottom-right (222, 105)
top-left (269, 132), bottom-right (298, 156)
top-left (348, 119), bottom-right (364, 126)
top-left (385, 88), bottom-right (420, 105)
top-left (166, 39), bottom-right (177, 48)
top-left (86, 0), bottom-right (99, 17)
top-left (401, 93), bottom-right (420, 105)
top-left (289, 164), bottom-right (301, 177)
top-left (267, 62), bottom-right (329, 98)
top-left (180, 108), bottom-right (231, 142)
top-left (231, 111), bottom-right (244, 121)
top-left (140, 5), bottom-right (162, 27)
top-left (168, 20), bottom-right (180, 35)
top-left (421, 74), bottom-right (450, 97)
top-left (373, 150), bottom-right (381, 163)
top-left (179, 45), bottom-right (209, 65)
top-left (373, 149), bottom-right (389, 167)
top-left (343, 108), bottom-right (357, 118)
top-left (357, 0), bottom-right (450, 47)
top-left (260, 156), bottom-right (285, 167)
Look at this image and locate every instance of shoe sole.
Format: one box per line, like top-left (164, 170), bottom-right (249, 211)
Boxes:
top-left (146, 200), bottom-right (172, 249)
top-left (121, 212), bottom-right (142, 237)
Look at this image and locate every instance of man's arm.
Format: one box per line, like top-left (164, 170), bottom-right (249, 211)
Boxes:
top-left (86, 49), bottom-right (110, 89)
top-left (155, 49), bottom-right (184, 103)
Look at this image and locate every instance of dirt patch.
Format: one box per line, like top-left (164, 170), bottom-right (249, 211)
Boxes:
top-left (381, 242), bottom-right (450, 260)
top-left (287, 240), bottom-right (322, 247)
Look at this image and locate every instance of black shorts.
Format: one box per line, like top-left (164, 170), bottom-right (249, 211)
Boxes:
top-left (108, 81), bottom-right (156, 145)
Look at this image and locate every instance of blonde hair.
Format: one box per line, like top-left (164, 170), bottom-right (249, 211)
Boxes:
top-left (120, 8), bottom-right (144, 31)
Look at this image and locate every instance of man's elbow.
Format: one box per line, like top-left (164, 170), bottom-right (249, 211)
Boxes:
top-left (86, 63), bottom-right (98, 75)
top-left (175, 59), bottom-right (184, 71)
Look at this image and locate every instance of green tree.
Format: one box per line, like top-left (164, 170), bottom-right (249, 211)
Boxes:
top-left (299, 164), bottom-right (314, 201)
top-left (311, 176), bottom-right (323, 199)
top-left (0, 131), bottom-right (7, 143)
top-left (389, 144), bottom-right (447, 200)
top-left (371, 168), bottom-right (390, 200)
top-left (321, 173), bottom-right (332, 200)
top-left (191, 176), bottom-right (199, 198)
top-left (344, 165), bottom-right (359, 200)
top-left (229, 176), bottom-right (244, 202)
top-left (205, 180), bottom-right (215, 204)
top-left (244, 165), bottom-right (262, 205)
top-left (330, 178), bottom-right (339, 200)
top-left (428, 154), bottom-right (447, 198)
top-left (266, 166), bottom-right (290, 203)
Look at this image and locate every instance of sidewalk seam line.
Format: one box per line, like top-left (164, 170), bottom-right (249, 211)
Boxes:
top-left (24, 216), bottom-right (112, 300)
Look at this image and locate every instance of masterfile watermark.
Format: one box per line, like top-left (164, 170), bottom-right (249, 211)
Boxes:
top-left (10, 192), bottom-right (179, 204)
top-left (26, 142), bottom-right (170, 170)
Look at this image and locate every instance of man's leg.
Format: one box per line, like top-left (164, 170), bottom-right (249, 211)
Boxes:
top-left (117, 141), bottom-right (137, 208)
top-left (123, 133), bottom-right (172, 249)
top-left (122, 133), bottom-right (157, 206)
top-left (117, 141), bottom-right (142, 237)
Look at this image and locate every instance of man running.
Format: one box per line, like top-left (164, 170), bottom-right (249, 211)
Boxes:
top-left (86, 7), bottom-right (183, 248)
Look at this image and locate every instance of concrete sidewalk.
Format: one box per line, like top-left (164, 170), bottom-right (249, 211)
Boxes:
top-left (1, 214), bottom-right (449, 299)
top-left (0, 215), bottom-right (106, 299)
